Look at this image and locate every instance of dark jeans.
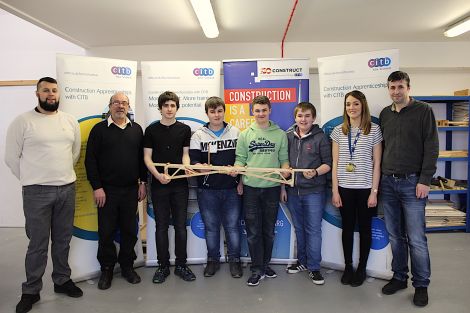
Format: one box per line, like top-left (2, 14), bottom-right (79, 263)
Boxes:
top-left (243, 185), bottom-right (280, 275)
top-left (379, 174), bottom-right (430, 287)
top-left (197, 188), bottom-right (241, 261)
top-left (97, 185), bottom-right (138, 270)
top-left (22, 183), bottom-right (75, 294)
top-left (151, 184), bottom-right (189, 267)
top-left (338, 186), bottom-right (375, 268)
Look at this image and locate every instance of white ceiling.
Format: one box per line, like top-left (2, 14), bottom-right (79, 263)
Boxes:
top-left (1, 0), bottom-right (470, 48)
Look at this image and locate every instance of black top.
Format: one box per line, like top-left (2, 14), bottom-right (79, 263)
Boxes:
top-left (144, 121), bottom-right (191, 187)
top-left (379, 98), bottom-right (439, 185)
top-left (85, 120), bottom-right (146, 189)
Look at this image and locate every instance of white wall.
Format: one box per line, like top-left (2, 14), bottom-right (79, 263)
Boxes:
top-left (0, 9), bottom-right (85, 226)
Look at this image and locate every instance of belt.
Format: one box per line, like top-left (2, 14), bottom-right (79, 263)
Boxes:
top-left (387, 172), bottom-right (420, 179)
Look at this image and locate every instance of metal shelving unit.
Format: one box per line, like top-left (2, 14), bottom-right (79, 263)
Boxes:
top-left (415, 96), bottom-right (470, 232)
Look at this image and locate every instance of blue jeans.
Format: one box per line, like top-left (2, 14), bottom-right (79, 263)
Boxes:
top-left (286, 189), bottom-right (325, 271)
top-left (379, 174), bottom-right (430, 287)
top-left (197, 188), bottom-right (241, 261)
top-left (243, 185), bottom-right (280, 275)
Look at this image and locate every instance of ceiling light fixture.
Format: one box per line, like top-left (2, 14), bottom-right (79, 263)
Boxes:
top-left (189, 0), bottom-right (219, 39)
top-left (444, 16), bottom-right (470, 37)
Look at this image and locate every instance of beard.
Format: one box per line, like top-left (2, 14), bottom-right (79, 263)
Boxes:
top-left (38, 99), bottom-right (59, 112)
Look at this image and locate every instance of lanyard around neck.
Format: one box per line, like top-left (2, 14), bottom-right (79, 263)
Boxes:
top-left (348, 128), bottom-right (361, 161)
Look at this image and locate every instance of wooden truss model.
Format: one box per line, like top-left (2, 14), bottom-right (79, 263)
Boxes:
top-left (153, 163), bottom-right (312, 187)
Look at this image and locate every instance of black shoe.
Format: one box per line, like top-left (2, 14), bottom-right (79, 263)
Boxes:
top-left (121, 268), bottom-right (141, 284)
top-left (265, 267), bottom-right (277, 278)
top-left (203, 261), bottom-right (220, 277)
top-left (16, 294), bottom-right (40, 313)
top-left (382, 278), bottom-right (408, 295)
top-left (341, 264), bottom-right (353, 285)
top-left (351, 268), bottom-right (366, 287)
top-left (175, 265), bottom-right (196, 281)
top-left (247, 273), bottom-right (265, 286)
top-left (54, 280), bottom-right (83, 298)
top-left (286, 262), bottom-right (307, 274)
top-left (152, 265), bottom-right (170, 284)
top-left (413, 287), bottom-right (429, 307)
top-left (98, 269), bottom-right (114, 290)
top-left (229, 261), bottom-right (243, 278)
top-left (309, 271), bottom-right (325, 285)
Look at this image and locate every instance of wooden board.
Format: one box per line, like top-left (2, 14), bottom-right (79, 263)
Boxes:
top-left (438, 150), bottom-right (468, 158)
top-left (0, 80), bottom-right (37, 87)
top-left (454, 89), bottom-right (469, 96)
top-left (425, 200), bottom-right (466, 227)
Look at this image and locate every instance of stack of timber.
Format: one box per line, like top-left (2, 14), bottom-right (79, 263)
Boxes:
top-left (453, 101), bottom-right (469, 122)
top-left (425, 200), bottom-right (466, 228)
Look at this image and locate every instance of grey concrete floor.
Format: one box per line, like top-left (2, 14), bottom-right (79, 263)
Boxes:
top-left (1, 228), bottom-right (469, 313)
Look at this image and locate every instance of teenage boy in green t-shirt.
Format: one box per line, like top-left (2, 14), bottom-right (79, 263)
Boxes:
top-left (234, 95), bottom-right (289, 286)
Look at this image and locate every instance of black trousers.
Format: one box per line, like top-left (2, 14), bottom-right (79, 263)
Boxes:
top-left (338, 186), bottom-right (376, 267)
top-left (151, 183), bottom-right (189, 267)
top-left (97, 185), bottom-right (138, 270)
top-left (243, 186), bottom-right (280, 275)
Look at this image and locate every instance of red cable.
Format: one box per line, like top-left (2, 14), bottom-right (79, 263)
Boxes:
top-left (281, 0), bottom-right (299, 58)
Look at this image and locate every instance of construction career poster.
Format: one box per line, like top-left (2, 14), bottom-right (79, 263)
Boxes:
top-left (223, 58), bottom-right (310, 263)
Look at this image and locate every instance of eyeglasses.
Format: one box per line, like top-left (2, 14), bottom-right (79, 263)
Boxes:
top-left (111, 100), bottom-right (129, 106)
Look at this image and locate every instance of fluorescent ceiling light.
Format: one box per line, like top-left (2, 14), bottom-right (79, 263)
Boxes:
top-left (189, 0), bottom-right (219, 38)
top-left (444, 16), bottom-right (470, 37)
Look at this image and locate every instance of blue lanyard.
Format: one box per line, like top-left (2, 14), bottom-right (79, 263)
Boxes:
top-left (348, 128), bottom-right (361, 161)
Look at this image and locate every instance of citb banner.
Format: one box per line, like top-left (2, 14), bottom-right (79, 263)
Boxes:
top-left (318, 49), bottom-right (399, 279)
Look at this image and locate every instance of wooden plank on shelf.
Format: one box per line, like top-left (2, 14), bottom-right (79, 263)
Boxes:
top-left (425, 199), bottom-right (466, 228)
top-left (426, 221), bottom-right (466, 227)
top-left (425, 209), bottom-right (466, 217)
top-left (0, 80), bottom-right (37, 87)
top-left (454, 89), bottom-right (469, 96)
top-left (438, 150), bottom-right (468, 158)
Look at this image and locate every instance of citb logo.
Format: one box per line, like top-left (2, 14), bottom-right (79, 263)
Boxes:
top-left (193, 68), bottom-right (214, 76)
top-left (260, 67), bottom-right (272, 74)
top-left (111, 66), bottom-right (132, 75)
top-left (368, 57), bottom-right (392, 68)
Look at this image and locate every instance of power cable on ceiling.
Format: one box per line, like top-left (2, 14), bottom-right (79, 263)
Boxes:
top-left (281, 0), bottom-right (299, 58)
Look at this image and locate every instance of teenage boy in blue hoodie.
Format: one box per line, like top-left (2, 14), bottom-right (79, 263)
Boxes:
top-left (189, 96), bottom-right (243, 278)
top-left (281, 102), bottom-right (332, 285)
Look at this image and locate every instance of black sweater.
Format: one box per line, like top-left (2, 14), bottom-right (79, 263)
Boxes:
top-left (379, 98), bottom-right (439, 185)
top-left (85, 120), bottom-right (147, 189)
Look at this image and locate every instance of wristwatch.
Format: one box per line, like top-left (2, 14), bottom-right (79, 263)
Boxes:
top-left (372, 188), bottom-right (378, 193)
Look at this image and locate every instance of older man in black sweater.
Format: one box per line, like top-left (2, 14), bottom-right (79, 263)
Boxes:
top-left (85, 92), bottom-right (147, 290)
